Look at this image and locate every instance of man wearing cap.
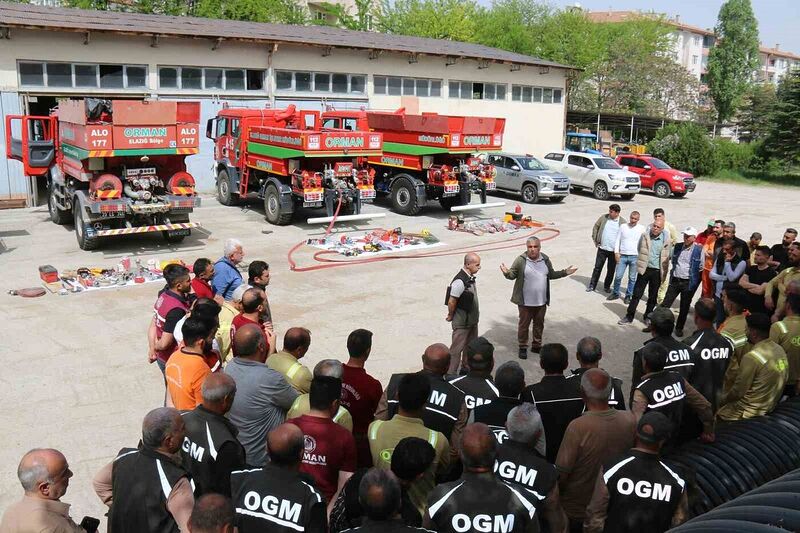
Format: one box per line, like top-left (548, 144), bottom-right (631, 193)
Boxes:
top-left (718, 313), bottom-right (789, 421)
top-left (658, 227), bottom-right (703, 337)
top-left (584, 411), bottom-right (689, 533)
top-left (448, 337), bottom-right (500, 410)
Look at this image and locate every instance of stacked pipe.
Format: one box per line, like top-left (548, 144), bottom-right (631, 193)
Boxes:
top-left (665, 397), bottom-right (800, 529)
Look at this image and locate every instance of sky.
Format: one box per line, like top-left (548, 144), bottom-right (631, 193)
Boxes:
top-left (477, 0), bottom-right (800, 53)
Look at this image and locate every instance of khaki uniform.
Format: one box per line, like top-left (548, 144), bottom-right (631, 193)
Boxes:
top-left (368, 415), bottom-right (450, 515)
top-left (770, 316), bottom-right (800, 387)
top-left (658, 220), bottom-right (680, 302)
top-left (765, 266), bottom-right (800, 319)
top-left (217, 301), bottom-right (238, 362)
top-left (267, 351), bottom-right (312, 394)
top-left (287, 393), bottom-right (353, 431)
top-left (717, 339), bottom-right (789, 421)
top-left (719, 313), bottom-right (751, 394)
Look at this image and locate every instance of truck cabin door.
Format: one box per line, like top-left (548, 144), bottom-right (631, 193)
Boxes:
top-left (207, 117), bottom-right (234, 163)
top-left (5, 115), bottom-right (56, 176)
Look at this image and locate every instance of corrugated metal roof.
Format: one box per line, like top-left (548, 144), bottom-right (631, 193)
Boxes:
top-left (0, 1), bottom-right (575, 70)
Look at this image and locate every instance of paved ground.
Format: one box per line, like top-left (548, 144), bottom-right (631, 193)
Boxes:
top-left (1, 179), bottom-right (797, 524)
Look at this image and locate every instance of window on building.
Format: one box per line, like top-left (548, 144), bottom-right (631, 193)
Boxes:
top-left (46, 63), bottom-right (72, 87)
top-left (374, 75), bottom-right (442, 97)
top-left (181, 67), bottom-right (202, 89)
top-left (99, 64), bottom-right (124, 88)
top-left (694, 36), bottom-right (701, 46)
top-left (276, 70), bottom-right (367, 95)
top-left (204, 68), bottom-right (224, 89)
top-left (74, 64), bottom-right (98, 88)
top-left (246, 70), bottom-right (263, 91)
top-left (770, 58), bottom-right (776, 67)
top-left (449, 81), bottom-right (507, 100)
top-left (159, 67), bottom-right (178, 88)
top-left (126, 66), bottom-right (147, 88)
top-left (533, 87), bottom-right (543, 103)
top-left (226, 70), bottom-right (245, 91)
top-left (19, 62), bottom-right (44, 86)
top-left (512, 84), bottom-right (563, 105)
top-left (692, 55), bottom-right (699, 65)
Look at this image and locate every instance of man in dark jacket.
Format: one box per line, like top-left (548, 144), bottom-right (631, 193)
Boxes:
top-left (501, 237), bottom-right (578, 359)
top-left (446, 253), bottom-right (482, 375)
top-left (589, 204), bottom-right (625, 293)
top-left (658, 227), bottom-right (703, 337)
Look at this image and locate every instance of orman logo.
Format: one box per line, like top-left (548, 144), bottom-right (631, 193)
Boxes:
top-left (381, 156), bottom-right (405, 166)
top-left (791, 335), bottom-right (800, 347)
top-left (304, 435), bottom-right (316, 453)
top-left (123, 127), bottom-right (167, 138)
top-left (325, 137), bottom-right (364, 149)
top-left (463, 135), bottom-right (491, 145)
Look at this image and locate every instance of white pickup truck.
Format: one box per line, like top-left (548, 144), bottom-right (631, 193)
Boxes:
top-left (543, 150), bottom-right (641, 201)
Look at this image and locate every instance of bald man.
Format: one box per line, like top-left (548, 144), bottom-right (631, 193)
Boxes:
top-left (446, 252), bottom-right (482, 374)
top-left (225, 324), bottom-right (298, 467)
top-left (231, 424), bottom-right (327, 533)
top-left (93, 407), bottom-right (194, 532)
top-left (181, 373), bottom-right (245, 496)
top-left (231, 287), bottom-right (274, 354)
top-left (188, 494), bottom-right (235, 533)
top-left (1, 449), bottom-right (87, 532)
top-left (268, 327), bottom-right (313, 393)
top-left (375, 343), bottom-right (468, 461)
top-left (424, 424), bottom-right (537, 533)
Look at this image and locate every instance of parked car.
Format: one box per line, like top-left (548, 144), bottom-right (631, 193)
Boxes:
top-left (543, 151), bottom-right (640, 200)
top-left (616, 153), bottom-right (695, 198)
top-left (485, 153), bottom-right (571, 203)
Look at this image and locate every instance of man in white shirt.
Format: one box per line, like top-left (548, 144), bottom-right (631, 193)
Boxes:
top-left (609, 210), bottom-right (645, 304)
top-left (589, 204), bottom-right (625, 293)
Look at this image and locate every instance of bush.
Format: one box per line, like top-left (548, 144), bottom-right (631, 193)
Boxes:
top-left (713, 138), bottom-right (756, 170)
top-left (646, 123), bottom-right (719, 176)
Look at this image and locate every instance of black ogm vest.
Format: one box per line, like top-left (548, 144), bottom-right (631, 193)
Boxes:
top-left (601, 450), bottom-right (685, 533)
top-left (386, 372), bottom-right (465, 441)
top-left (109, 446), bottom-right (189, 533)
top-left (685, 329), bottom-right (732, 413)
top-left (444, 270), bottom-right (476, 311)
top-left (494, 440), bottom-right (558, 512)
top-left (181, 406), bottom-right (245, 496)
top-left (636, 371), bottom-right (686, 438)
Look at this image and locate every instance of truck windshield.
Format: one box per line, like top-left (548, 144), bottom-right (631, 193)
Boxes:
top-left (594, 158), bottom-right (621, 170)
top-left (516, 157), bottom-right (548, 171)
top-left (648, 158), bottom-right (672, 169)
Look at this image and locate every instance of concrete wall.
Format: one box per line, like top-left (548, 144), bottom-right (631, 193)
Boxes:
top-left (0, 28), bottom-right (568, 197)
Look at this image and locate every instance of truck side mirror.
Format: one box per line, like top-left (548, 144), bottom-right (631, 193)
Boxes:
top-left (206, 118), bottom-right (216, 140)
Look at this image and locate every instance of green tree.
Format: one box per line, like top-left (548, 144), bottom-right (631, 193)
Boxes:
top-left (474, 0), bottom-right (549, 56)
top-left (378, 0), bottom-right (483, 42)
top-left (193, 0), bottom-right (305, 23)
top-left (706, 0), bottom-right (760, 122)
top-left (314, 0), bottom-right (379, 31)
top-left (738, 83), bottom-right (777, 142)
top-left (764, 69), bottom-right (800, 165)
top-left (647, 123), bottom-right (718, 175)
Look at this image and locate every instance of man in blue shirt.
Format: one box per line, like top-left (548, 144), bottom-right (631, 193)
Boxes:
top-left (213, 238), bottom-right (245, 301)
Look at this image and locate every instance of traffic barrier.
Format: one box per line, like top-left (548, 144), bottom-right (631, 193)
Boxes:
top-left (667, 396), bottom-right (800, 530)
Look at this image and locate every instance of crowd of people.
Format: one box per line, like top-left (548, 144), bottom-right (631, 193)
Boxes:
top-left (3, 211), bottom-right (799, 533)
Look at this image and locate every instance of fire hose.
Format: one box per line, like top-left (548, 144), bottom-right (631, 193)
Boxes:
top-left (664, 396), bottom-right (800, 525)
top-left (287, 195), bottom-right (560, 272)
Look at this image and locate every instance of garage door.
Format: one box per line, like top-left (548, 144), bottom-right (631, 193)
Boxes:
top-left (0, 92), bottom-right (28, 200)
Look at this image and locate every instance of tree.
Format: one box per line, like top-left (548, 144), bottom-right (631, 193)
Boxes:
top-left (193, 0), bottom-right (305, 23)
top-left (314, 0), bottom-right (378, 31)
top-left (378, 0), bottom-right (483, 42)
top-left (706, 0), bottom-right (760, 122)
top-left (738, 83), bottom-right (777, 142)
top-left (764, 69), bottom-right (800, 165)
top-left (474, 0), bottom-right (549, 56)
top-left (647, 123), bottom-right (719, 176)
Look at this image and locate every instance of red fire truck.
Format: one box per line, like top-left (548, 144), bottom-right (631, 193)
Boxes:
top-left (321, 108), bottom-right (504, 215)
top-left (207, 105), bottom-right (381, 225)
top-left (5, 98), bottom-right (201, 250)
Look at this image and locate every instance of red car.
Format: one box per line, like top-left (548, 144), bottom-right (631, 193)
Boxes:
top-left (615, 154), bottom-right (695, 198)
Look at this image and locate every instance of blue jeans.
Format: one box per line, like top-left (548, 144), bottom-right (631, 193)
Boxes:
top-left (613, 255), bottom-right (638, 298)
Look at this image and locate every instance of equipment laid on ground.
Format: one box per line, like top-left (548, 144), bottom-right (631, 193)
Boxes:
top-left (207, 105), bottom-right (383, 225)
top-left (321, 108), bottom-right (503, 215)
top-left (5, 99), bottom-right (202, 250)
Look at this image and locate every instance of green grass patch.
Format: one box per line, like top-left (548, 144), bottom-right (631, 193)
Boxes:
top-left (701, 168), bottom-right (800, 188)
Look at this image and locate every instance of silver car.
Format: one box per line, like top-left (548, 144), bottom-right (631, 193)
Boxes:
top-left (486, 153), bottom-right (571, 203)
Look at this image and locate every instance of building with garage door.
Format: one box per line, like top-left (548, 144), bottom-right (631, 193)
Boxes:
top-left (0, 1), bottom-right (574, 205)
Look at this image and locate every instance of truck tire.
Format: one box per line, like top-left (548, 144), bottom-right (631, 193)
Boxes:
top-left (217, 169), bottom-right (239, 206)
top-left (74, 204), bottom-right (100, 251)
top-left (521, 183), bottom-right (539, 204)
top-left (654, 180), bottom-right (671, 199)
top-left (593, 181), bottom-right (610, 200)
top-left (391, 177), bottom-right (422, 216)
top-left (48, 183), bottom-right (71, 225)
top-left (264, 184), bottom-right (292, 225)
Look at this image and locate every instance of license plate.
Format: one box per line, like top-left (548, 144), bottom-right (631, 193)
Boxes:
top-left (686, 183), bottom-right (696, 191)
top-left (167, 229), bottom-right (191, 237)
top-left (484, 182), bottom-right (497, 190)
top-left (125, 167), bottom-right (157, 176)
top-left (555, 185), bottom-right (569, 190)
top-left (444, 184), bottom-right (460, 194)
top-left (303, 202), bottom-right (323, 208)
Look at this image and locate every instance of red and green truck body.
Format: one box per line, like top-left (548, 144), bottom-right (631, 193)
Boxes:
top-left (207, 105), bottom-right (381, 225)
top-left (321, 108), bottom-right (504, 215)
top-left (5, 98), bottom-right (201, 250)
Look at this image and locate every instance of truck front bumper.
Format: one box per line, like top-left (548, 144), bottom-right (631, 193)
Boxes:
top-left (95, 221), bottom-right (200, 237)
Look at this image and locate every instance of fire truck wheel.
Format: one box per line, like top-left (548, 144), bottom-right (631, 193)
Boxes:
top-left (391, 177), bottom-right (421, 216)
top-left (216, 169), bottom-right (239, 206)
top-left (74, 205), bottom-right (100, 251)
top-left (264, 184), bottom-right (292, 225)
top-left (48, 183), bottom-right (71, 225)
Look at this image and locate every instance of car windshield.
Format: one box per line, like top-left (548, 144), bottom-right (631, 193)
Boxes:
top-left (515, 157), bottom-right (549, 171)
top-left (593, 158), bottom-right (621, 169)
top-left (648, 158), bottom-right (672, 169)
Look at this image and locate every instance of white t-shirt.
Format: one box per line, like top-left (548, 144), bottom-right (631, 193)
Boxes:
top-left (615, 223), bottom-right (646, 256)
